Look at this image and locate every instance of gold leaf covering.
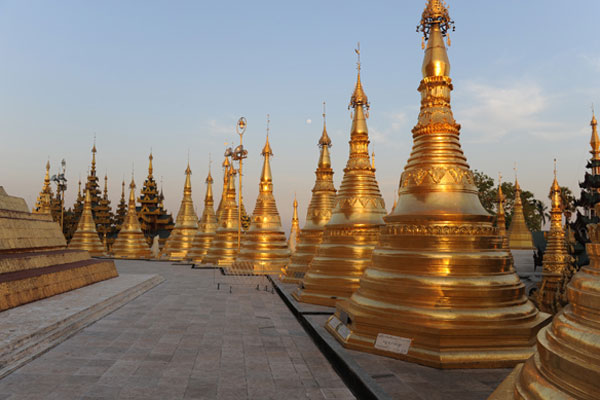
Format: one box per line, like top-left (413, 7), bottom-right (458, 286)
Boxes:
top-left (508, 178), bottom-right (535, 250)
top-left (280, 111), bottom-right (337, 283)
top-left (326, 0), bottom-right (549, 368)
top-left (111, 178), bottom-right (152, 259)
top-left (202, 164), bottom-right (240, 266)
top-left (231, 135), bottom-right (290, 274)
top-left (287, 196), bottom-right (300, 254)
top-left (293, 59), bottom-right (387, 306)
top-left (187, 169), bottom-right (218, 262)
top-left (160, 163), bottom-right (199, 261)
top-left (68, 189), bottom-right (105, 256)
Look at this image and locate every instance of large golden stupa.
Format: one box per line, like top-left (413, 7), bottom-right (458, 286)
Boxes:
top-left (201, 163), bottom-right (240, 266)
top-left (231, 134), bottom-right (290, 274)
top-left (293, 53), bottom-right (387, 306)
top-left (112, 178), bottom-right (152, 259)
top-left (280, 109), bottom-right (337, 284)
top-left (68, 189), bottom-right (106, 256)
top-left (491, 219), bottom-right (600, 398)
top-left (536, 168), bottom-right (571, 314)
top-left (187, 168), bottom-right (218, 263)
top-left (160, 163), bottom-right (199, 261)
top-left (326, 0), bottom-right (549, 368)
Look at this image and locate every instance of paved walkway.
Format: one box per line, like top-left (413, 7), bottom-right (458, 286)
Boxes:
top-left (0, 260), bottom-right (354, 400)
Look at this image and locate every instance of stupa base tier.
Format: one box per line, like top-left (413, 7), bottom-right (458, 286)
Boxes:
top-left (279, 272), bottom-right (302, 284)
top-left (230, 259), bottom-right (288, 275)
top-left (326, 306), bottom-right (550, 369)
top-left (186, 234), bottom-right (215, 262)
top-left (279, 230), bottom-right (325, 283)
top-left (0, 255), bottom-right (118, 311)
top-left (292, 284), bottom-right (352, 307)
top-left (537, 273), bottom-right (562, 314)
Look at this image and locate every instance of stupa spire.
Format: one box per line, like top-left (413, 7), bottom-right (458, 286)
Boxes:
top-left (280, 102), bottom-right (337, 283)
top-left (148, 151), bottom-right (153, 177)
top-left (215, 155), bottom-right (230, 221)
top-left (187, 164), bottom-right (218, 262)
top-left (160, 162), bottom-right (199, 260)
top-left (287, 195), bottom-right (300, 253)
top-left (293, 47), bottom-right (387, 306)
top-left (68, 189), bottom-right (105, 256)
top-left (496, 173), bottom-right (508, 248)
top-left (112, 177), bottom-right (152, 259)
top-left (327, 1), bottom-right (548, 368)
top-left (33, 160), bottom-right (53, 215)
top-left (232, 120), bottom-right (290, 274)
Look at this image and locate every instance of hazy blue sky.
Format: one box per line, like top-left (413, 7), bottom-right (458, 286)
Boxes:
top-left (1, 0), bottom-right (599, 233)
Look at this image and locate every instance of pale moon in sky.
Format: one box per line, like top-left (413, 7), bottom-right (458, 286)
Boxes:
top-left (306, 119), bottom-right (312, 124)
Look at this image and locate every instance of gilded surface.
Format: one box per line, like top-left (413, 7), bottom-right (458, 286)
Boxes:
top-left (280, 113), bottom-right (337, 283)
top-left (231, 135), bottom-right (290, 274)
top-left (491, 223), bottom-right (600, 399)
top-left (160, 163), bottom-right (199, 261)
top-left (111, 179), bottom-right (152, 259)
top-left (327, 0), bottom-right (549, 369)
top-left (187, 170), bottom-right (218, 263)
top-left (32, 161), bottom-right (53, 215)
top-left (293, 59), bottom-right (386, 306)
top-left (68, 189), bottom-right (106, 256)
top-left (508, 178), bottom-right (535, 250)
top-left (287, 196), bottom-right (300, 254)
top-left (201, 164), bottom-right (240, 266)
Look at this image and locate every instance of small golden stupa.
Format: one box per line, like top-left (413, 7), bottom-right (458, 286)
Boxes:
top-left (232, 131), bottom-right (290, 274)
top-left (187, 168), bottom-right (218, 262)
top-left (508, 177), bottom-right (535, 250)
top-left (326, 0), bottom-right (549, 368)
top-left (497, 174), bottom-right (509, 249)
top-left (215, 156), bottom-right (230, 222)
top-left (280, 108), bottom-right (337, 283)
top-left (32, 160), bottom-right (53, 215)
top-left (112, 178), bottom-right (152, 259)
top-left (536, 165), bottom-right (571, 314)
top-left (287, 196), bottom-right (300, 253)
top-left (491, 219), bottom-right (600, 399)
top-left (68, 189), bottom-right (105, 256)
top-left (293, 49), bottom-right (387, 306)
top-left (201, 164), bottom-right (240, 266)
top-left (160, 163), bottom-right (199, 260)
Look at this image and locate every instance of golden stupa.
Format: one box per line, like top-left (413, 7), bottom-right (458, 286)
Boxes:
top-left (497, 174), bottom-right (509, 249)
top-left (231, 132), bottom-right (290, 274)
top-left (68, 189), bottom-right (105, 256)
top-left (535, 166), bottom-right (571, 314)
top-left (293, 51), bottom-right (387, 306)
top-left (215, 156), bottom-right (230, 222)
top-left (187, 168), bottom-right (218, 263)
top-left (32, 160), bottom-right (53, 215)
top-left (326, 0), bottom-right (550, 368)
top-left (280, 109), bottom-right (337, 284)
top-left (112, 178), bottom-right (152, 259)
top-left (508, 177), bottom-right (535, 250)
top-left (491, 218), bottom-right (600, 399)
top-left (201, 163), bottom-right (240, 266)
top-left (160, 163), bottom-right (199, 261)
top-left (287, 196), bottom-right (300, 253)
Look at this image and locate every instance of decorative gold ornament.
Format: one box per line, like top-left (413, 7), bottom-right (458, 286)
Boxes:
top-left (112, 178), bottom-right (152, 259)
top-left (491, 221), bottom-right (600, 399)
top-left (68, 189), bottom-right (105, 256)
top-left (327, 0), bottom-right (549, 369)
top-left (280, 104), bottom-right (337, 283)
top-left (160, 162), bottom-right (199, 260)
top-left (231, 131), bottom-right (290, 274)
top-left (202, 163), bottom-right (240, 266)
top-left (293, 48), bottom-right (387, 306)
top-left (187, 167), bottom-right (218, 262)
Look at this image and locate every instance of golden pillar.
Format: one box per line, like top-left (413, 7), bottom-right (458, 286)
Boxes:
top-left (231, 133), bottom-right (290, 274)
top-left (293, 49), bottom-right (387, 306)
top-left (160, 163), bottom-right (199, 260)
top-left (112, 178), bottom-right (152, 259)
top-left (280, 106), bottom-right (337, 284)
top-left (326, 1), bottom-right (550, 368)
top-left (491, 220), bottom-right (600, 399)
top-left (535, 167), bottom-right (572, 314)
top-left (202, 164), bottom-right (240, 266)
top-left (32, 160), bottom-right (53, 215)
top-left (187, 169), bottom-right (218, 263)
top-left (68, 189), bottom-right (105, 256)
top-left (287, 196), bottom-right (300, 254)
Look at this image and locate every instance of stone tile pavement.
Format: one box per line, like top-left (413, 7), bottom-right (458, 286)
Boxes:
top-left (0, 260), bottom-right (355, 400)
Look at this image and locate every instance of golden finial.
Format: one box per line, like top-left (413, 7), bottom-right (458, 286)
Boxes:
top-left (148, 150), bottom-right (153, 176)
top-left (349, 44), bottom-right (369, 111)
top-left (418, 0), bottom-right (455, 48)
top-left (590, 106), bottom-right (600, 161)
top-left (319, 102), bottom-right (332, 148)
top-left (262, 115), bottom-right (273, 157)
top-left (355, 41), bottom-right (361, 73)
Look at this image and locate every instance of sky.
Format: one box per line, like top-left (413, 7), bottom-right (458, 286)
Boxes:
top-left (1, 0), bottom-right (599, 235)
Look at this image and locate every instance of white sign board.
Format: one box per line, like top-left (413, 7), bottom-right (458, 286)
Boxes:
top-left (327, 316), bottom-right (341, 331)
top-left (374, 333), bottom-right (412, 355)
top-left (337, 323), bottom-right (351, 340)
